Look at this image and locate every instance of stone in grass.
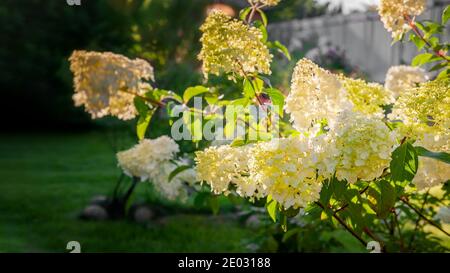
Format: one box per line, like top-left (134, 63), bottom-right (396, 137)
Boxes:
top-left (80, 204), bottom-right (109, 221)
top-left (130, 204), bottom-right (155, 223)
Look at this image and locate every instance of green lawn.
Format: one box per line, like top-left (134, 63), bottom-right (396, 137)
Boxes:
top-left (0, 132), bottom-right (252, 252)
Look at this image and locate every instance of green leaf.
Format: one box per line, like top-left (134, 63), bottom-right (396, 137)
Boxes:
top-left (239, 7), bottom-right (252, 22)
top-left (133, 97), bottom-right (149, 115)
top-left (253, 20), bottom-right (267, 42)
top-left (168, 165), bottom-right (191, 183)
top-left (443, 5), bottom-right (450, 25)
top-left (194, 191), bottom-right (209, 207)
top-left (183, 85), bottom-right (209, 103)
top-left (424, 21), bottom-right (444, 34)
top-left (429, 62), bottom-right (447, 72)
top-left (409, 33), bottom-right (426, 50)
top-left (319, 179), bottom-right (333, 207)
top-left (204, 92), bottom-right (219, 105)
top-left (230, 138), bottom-right (246, 147)
top-left (266, 195), bottom-right (278, 222)
top-left (390, 142), bottom-right (419, 185)
top-left (415, 146), bottom-right (450, 164)
top-left (331, 179), bottom-right (348, 201)
top-left (209, 195), bottom-right (220, 215)
top-left (284, 207), bottom-right (300, 218)
top-left (256, 8), bottom-right (268, 26)
top-left (282, 228), bottom-right (300, 243)
top-left (243, 78), bottom-right (256, 98)
top-left (411, 53), bottom-right (434, 66)
top-left (376, 180), bottom-right (396, 219)
top-left (265, 88), bottom-right (285, 117)
top-left (437, 68), bottom-right (450, 79)
top-left (230, 97), bottom-right (250, 106)
top-left (271, 40), bottom-right (291, 61)
top-left (136, 109), bottom-right (154, 140)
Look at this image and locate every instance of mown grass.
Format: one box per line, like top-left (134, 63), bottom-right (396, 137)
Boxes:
top-left (0, 132), bottom-right (252, 252)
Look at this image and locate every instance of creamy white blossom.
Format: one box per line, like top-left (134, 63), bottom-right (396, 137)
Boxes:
top-left (413, 133), bottom-right (450, 190)
top-left (69, 50), bottom-right (154, 120)
top-left (333, 111), bottom-right (397, 183)
top-left (389, 78), bottom-right (450, 138)
top-left (384, 65), bottom-right (429, 98)
top-left (378, 0), bottom-right (426, 39)
top-left (195, 144), bottom-right (253, 196)
top-left (248, 136), bottom-right (335, 208)
top-left (286, 58), bottom-right (394, 133)
top-left (285, 58), bottom-right (352, 132)
top-left (198, 10), bottom-right (272, 79)
top-left (196, 135), bottom-right (336, 209)
top-left (117, 136), bottom-right (195, 200)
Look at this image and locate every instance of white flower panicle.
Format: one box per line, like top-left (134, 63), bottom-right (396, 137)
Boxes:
top-left (116, 136), bottom-right (194, 200)
top-left (195, 144), bottom-right (254, 196)
top-left (117, 136), bottom-right (179, 180)
top-left (341, 76), bottom-right (394, 116)
top-left (196, 135), bottom-right (337, 209)
top-left (69, 50), bottom-right (154, 120)
top-left (285, 58), bottom-right (352, 132)
top-left (378, 0), bottom-right (426, 39)
top-left (413, 133), bottom-right (450, 190)
top-left (198, 10), bottom-right (272, 79)
top-left (333, 111), bottom-right (397, 184)
top-left (248, 136), bottom-right (335, 209)
top-left (286, 59), bottom-right (395, 133)
top-left (384, 65), bottom-right (429, 98)
top-left (389, 78), bottom-right (450, 138)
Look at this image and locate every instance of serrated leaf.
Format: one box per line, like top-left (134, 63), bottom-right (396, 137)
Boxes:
top-left (239, 7), bottom-right (252, 21)
top-left (265, 88), bottom-right (285, 117)
top-left (168, 165), bottom-right (191, 183)
top-left (415, 146), bottom-right (450, 164)
top-left (443, 5), bottom-right (450, 24)
top-left (429, 62), bottom-right (447, 72)
top-left (375, 180), bottom-right (396, 219)
top-left (411, 53), bottom-right (434, 66)
top-left (390, 142), bottom-right (419, 185)
top-left (136, 109), bottom-right (155, 140)
top-left (257, 8), bottom-right (268, 26)
top-left (266, 195), bottom-right (278, 222)
top-left (243, 78), bottom-right (256, 98)
top-left (254, 20), bottom-right (267, 42)
top-left (271, 40), bottom-right (291, 61)
top-left (437, 68), bottom-right (450, 79)
top-left (133, 96), bottom-right (149, 115)
top-left (409, 33), bottom-right (426, 50)
top-left (319, 179), bottom-right (333, 206)
top-left (183, 85), bottom-right (209, 103)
